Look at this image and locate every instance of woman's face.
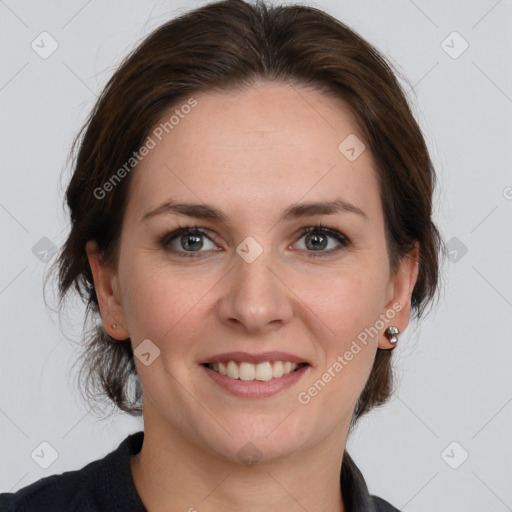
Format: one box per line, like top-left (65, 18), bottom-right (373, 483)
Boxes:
top-left (88, 81), bottom-right (417, 463)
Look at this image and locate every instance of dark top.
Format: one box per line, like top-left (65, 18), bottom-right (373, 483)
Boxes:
top-left (0, 431), bottom-right (401, 511)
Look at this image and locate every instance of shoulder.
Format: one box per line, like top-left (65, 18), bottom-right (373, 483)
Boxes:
top-left (0, 466), bottom-right (100, 512)
top-left (0, 431), bottom-right (145, 512)
top-left (371, 494), bottom-right (402, 512)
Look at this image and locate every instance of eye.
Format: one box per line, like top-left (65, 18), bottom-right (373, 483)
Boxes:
top-left (293, 224), bottom-right (350, 258)
top-left (159, 223), bottom-right (350, 259)
top-left (159, 225), bottom-right (219, 258)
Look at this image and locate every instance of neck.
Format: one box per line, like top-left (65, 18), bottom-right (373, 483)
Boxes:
top-left (130, 407), bottom-right (349, 512)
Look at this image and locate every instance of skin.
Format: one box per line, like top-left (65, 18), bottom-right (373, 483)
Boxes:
top-left (86, 81), bottom-right (419, 512)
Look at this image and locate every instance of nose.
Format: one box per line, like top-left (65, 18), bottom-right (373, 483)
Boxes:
top-left (216, 246), bottom-right (294, 334)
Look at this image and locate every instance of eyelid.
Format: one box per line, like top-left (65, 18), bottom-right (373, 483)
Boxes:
top-left (160, 225), bottom-right (213, 246)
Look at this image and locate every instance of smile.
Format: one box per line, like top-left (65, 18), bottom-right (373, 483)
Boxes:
top-left (203, 361), bottom-right (308, 381)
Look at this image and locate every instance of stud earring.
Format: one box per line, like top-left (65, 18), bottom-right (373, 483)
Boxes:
top-left (111, 323), bottom-right (118, 330)
top-left (384, 326), bottom-right (399, 345)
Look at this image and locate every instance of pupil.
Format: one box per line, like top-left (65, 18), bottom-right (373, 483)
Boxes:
top-left (307, 233), bottom-right (326, 250)
top-left (182, 234), bottom-right (203, 251)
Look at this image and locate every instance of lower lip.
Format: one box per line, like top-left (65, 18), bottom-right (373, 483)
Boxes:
top-left (200, 364), bottom-right (310, 398)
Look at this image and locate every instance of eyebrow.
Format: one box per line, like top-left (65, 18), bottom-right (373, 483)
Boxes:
top-left (141, 197), bottom-right (368, 223)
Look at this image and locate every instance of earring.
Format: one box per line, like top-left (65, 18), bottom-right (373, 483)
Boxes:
top-left (384, 326), bottom-right (399, 345)
top-left (111, 323), bottom-right (118, 330)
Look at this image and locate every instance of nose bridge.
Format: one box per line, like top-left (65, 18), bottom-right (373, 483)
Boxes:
top-left (235, 246), bottom-right (274, 297)
top-left (218, 238), bottom-right (293, 331)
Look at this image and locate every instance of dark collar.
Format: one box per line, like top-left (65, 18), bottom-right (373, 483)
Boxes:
top-left (341, 451), bottom-right (379, 511)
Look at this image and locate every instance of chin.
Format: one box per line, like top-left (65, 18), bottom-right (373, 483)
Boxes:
top-left (197, 417), bottom-right (311, 465)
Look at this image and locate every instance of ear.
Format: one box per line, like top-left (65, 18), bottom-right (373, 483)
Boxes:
top-left (85, 240), bottom-right (129, 340)
top-left (378, 241), bottom-right (420, 349)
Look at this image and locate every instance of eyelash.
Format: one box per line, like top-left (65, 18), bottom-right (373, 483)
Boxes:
top-left (158, 222), bottom-right (350, 259)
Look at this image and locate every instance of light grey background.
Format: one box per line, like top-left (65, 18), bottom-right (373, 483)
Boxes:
top-left (1, 0), bottom-right (511, 510)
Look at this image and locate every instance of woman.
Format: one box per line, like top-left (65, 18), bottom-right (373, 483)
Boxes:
top-left (0, 0), bottom-right (443, 510)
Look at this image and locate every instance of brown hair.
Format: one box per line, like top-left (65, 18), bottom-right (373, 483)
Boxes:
top-left (51, 0), bottom-right (444, 423)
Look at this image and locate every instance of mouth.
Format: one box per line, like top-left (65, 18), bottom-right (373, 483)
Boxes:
top-left (201, 361), bottom-right (309, 382)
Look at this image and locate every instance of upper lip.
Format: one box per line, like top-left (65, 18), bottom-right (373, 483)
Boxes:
top-left (199, 351), bottom-right (309, 365)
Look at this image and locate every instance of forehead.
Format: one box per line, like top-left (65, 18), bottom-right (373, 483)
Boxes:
top-left (126, 82), bottom-right (381, 223)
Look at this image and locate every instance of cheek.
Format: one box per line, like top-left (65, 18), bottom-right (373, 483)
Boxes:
top-left (119, 257), bottom-right (210, 343)
top-left (302, 269), bottom-right (386, 393)
top-left (303, 266), bottom-right (387, 337)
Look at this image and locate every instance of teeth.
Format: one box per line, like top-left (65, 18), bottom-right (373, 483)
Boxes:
top-left (255, 362), bottom-right (273, 381)
top-left (273, 361), bottom-right (284, 378)
top-left (226, 361), bottom-right (238, 379)
top-left (239, 362), bottom-right (256, 381)
top-left (208, 361), bottom-right (302, 381)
